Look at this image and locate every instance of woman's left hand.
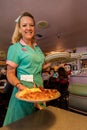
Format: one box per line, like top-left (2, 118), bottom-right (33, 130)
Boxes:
top-left (34, 102), bottom-right (46, 110)
top-left (42, 62), bottom-right (52, 70)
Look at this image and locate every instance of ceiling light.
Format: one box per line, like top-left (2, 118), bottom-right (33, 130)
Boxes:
top-left (37, 20), bottom-right (49, 29)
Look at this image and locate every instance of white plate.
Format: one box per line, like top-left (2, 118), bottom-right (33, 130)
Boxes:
top-left (45, 52), bottom-right (70, 63)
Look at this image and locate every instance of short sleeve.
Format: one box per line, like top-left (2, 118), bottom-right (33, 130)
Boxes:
top-left (6, 44), bottom-right (19, 66)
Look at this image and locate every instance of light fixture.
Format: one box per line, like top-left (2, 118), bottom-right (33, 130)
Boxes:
top-left (37, 20), bottom-right (49, 29)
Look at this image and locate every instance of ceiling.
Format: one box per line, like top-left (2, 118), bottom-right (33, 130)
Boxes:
top-left (0, 0), bottom-right (87, 54)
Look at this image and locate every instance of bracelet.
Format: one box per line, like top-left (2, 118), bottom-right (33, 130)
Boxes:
top-left (15, 82), bottom-right (22, 87)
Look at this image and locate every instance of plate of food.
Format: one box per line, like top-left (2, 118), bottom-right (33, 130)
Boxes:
top-left (15, 87), bottom-right (60, 103)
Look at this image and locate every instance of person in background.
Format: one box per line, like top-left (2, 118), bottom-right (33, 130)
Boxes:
top-left (57, 66), bottom-right (69, 109)
top-left (46, 68), bottom-right (58, 107)
top-left (57, 67), bottom-right (69, 91)
top-left (42, 70), bottom-right (50, 89)
top-left (3, 12), bottom-right (51, 126)
top-left (48, 68), bottom-right (58, 89)
top-left (0, 67), bottom-right (13, 106)
top-left (64, 63), bottom-right (71, 85)
top-left (64, 64), bottom-right (71, 78)
top-left (0, 67), bottom-right (7, 86)
top-left (0, 68), bottom-right (6, 78)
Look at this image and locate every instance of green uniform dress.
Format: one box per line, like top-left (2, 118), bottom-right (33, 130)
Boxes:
top-left (3, 41), bottom-right (45, 126)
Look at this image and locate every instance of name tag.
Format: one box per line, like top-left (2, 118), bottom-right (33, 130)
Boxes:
top-left (20, 75), bottom-right (33, 82)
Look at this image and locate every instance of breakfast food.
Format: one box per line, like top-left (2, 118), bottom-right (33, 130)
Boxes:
top-left (15, 87), bottom-right (60, 102)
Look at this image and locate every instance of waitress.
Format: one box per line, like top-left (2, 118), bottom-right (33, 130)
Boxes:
top-left (3, 12), bottom-right (51, 126)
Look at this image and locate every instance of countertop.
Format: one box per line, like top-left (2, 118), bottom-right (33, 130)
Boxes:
top-left (71, 75), bottom-right (87, 77)
top-left (0, 106), bottom-right (87, 130)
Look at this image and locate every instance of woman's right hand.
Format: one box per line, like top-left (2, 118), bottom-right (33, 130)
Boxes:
top-left (17, 83), bottom-right (27, 91)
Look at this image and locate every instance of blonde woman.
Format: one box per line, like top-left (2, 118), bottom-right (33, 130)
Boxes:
top-left (3, 12), bottom-right (50, 126)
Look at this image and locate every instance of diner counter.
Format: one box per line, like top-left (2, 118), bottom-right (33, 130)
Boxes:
top-left (0, 106), bottom-right (87, 130)
top-left (71, 75), bottom-right (87, 77)
top-left (70, 75), bottom-right (87, 84)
